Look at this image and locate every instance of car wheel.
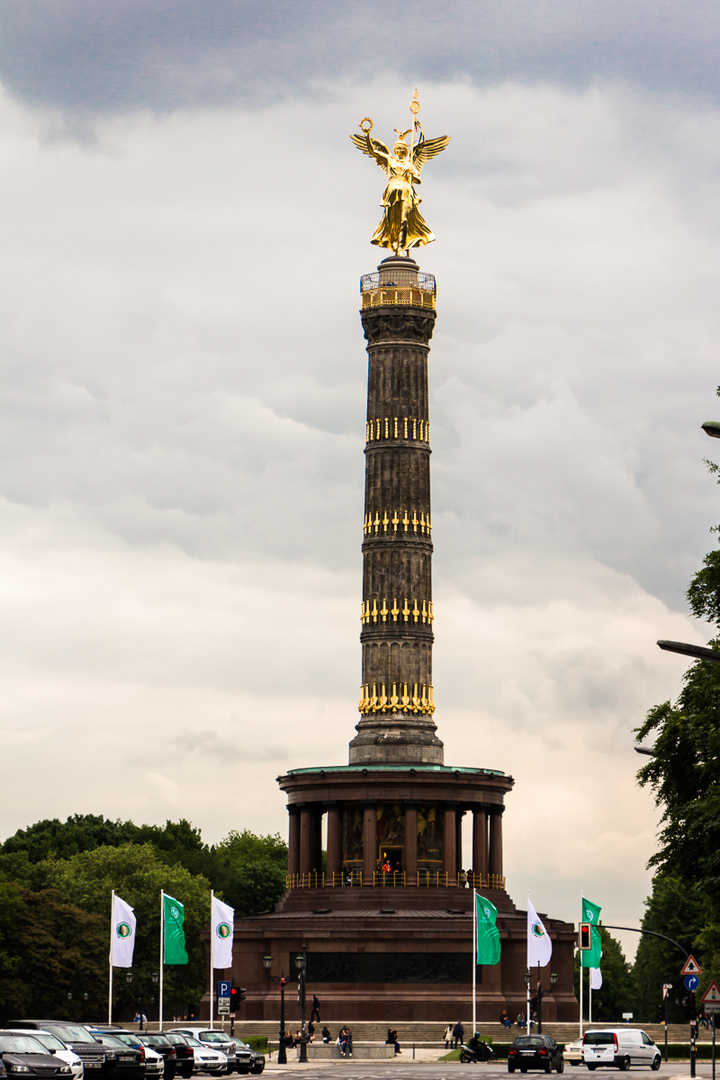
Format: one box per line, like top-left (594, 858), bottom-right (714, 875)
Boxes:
top-left (520, 1067), bottom-right (527, 1073)
top-left (650, 1059), bottom-right (660, 1073)
top-left (618, 1058), bottom-right (630, 1072)
top-left (587, 1066), bottom-right (597, 1071)
top-left (545, 1063), bottom-right (552, 1074)
top-left (557, 1062), bottom-right (564, 1073)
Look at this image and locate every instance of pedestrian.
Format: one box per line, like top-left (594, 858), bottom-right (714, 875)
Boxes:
top-left (339, 1025), bottom-right (352, 1057)
top-left (499, 1009), bottom-right (511, 1028)
top-left (311, 995), bottom-right (321, 1022)
top-left (444, 1024), bottom-right (454, 1049)
top-left (321, 1027), bottom-right (331, 1044)
top-left (452, 1021), bottom-right (464, 1049)
top-left (386, 1029), bottom-right (401, 1054)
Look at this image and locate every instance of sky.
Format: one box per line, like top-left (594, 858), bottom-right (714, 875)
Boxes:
top-left (1, 0), bottom-right (720, 965)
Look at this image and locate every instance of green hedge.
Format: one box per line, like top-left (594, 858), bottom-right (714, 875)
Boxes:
top-left (239, 1036), bottom-right (268, 1052)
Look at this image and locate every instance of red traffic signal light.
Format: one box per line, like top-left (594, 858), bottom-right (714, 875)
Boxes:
top-left (579, 923), bottom-right (592, 950)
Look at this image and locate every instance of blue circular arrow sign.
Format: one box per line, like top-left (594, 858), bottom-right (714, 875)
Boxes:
top-left (685, 974), bottom-right (700, 992)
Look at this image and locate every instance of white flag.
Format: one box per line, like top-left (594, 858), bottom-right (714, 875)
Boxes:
top-left (110, 894), bottom-right (136, 968)
top-left (591, 967), bottom-right (603, 990)
top-left (527, 897), bottom-right (553, 968)
top-left (211, 895), bottom-right (234, 969)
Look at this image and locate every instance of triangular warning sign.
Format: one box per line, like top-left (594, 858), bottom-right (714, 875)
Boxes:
top-left (702, 981), bottom-right (720, 1004)
top-left (681, 955), bottom-right (703, 976)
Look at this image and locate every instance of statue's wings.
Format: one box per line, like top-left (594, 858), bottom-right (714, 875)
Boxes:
top-left (350, 132), bottom-right (391, 170)
top-left (412, 134), bottom-right (451, 171)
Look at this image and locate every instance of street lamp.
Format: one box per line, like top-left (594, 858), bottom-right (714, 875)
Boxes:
top-left (295, 948), bottom-right (308, 1064)
top-left (262, 955), bottom-right (287, 1066)
top-left (536, 970), bottom-right (558, 1034)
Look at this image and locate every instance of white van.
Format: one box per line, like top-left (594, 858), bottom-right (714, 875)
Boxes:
top-left (582, 1029), bottom-right (661, 1071)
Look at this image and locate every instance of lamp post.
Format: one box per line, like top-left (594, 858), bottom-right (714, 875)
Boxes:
top-left (523, 970), bottom-right (531, 1029)
top-left (295, 947), bottom-right (308, 1064)
top-left (126, 971), bottom-right (159, 1031)
top-left (262, 955), bottom-right (287, 1066)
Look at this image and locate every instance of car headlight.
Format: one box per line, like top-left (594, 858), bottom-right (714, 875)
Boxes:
top-left (9, 1067), bottom-right (31, 1073)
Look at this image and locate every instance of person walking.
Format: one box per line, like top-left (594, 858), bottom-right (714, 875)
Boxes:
top-left (444, 1024), bottom-right (454, 1049)
top-left (310, 995), bottom-right (321, 1022)
top-left (452, 1021), bottom-right (464, 1049)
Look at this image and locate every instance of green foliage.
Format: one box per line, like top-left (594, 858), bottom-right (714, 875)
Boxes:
top-left (212, 830), bottom-right (288, 916)
top-left (631, 874), bottom-right (704, 1022)
top-left (43, 843), bottom-right (211, 1019)
top-left (573, 928), bottom-right (634, 1022)
top-left (0, 882), bottom-right (106, 1024)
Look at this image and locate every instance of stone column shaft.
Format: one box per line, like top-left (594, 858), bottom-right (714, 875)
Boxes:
top-left (489, 810), bottom-right (503, 881)
top-left (473, 809), bottom-right (488, 884)
top-left (404, 805), bottom-right (418, 881)
top-left (288, 809), bottom-right (300, 878)
top-left (362, 804), bottom-right (376, 881)
top-left (442, 806), bottom-right (456, 879)
top-left (326, 806), bottom-right (343, 882)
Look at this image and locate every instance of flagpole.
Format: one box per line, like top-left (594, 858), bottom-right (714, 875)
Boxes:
top-left (526, 893), bottom-right (531, 1032)
top-left (472, 889), bottom-right (477, 1033)
top-left (109, 890), bottom-right (114, 1025)
top-left (589, 974), bottom-right (592, 1024)
top-left (578, 893), bottom-right (583, 1039)
top-left (210, 890), bottom-right (215, 1030)
top-left (159, 889), bottom-right (164, 1033)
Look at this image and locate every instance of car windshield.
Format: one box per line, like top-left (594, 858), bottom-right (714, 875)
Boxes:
top-left (0, 1036), bottom-right (48, 1054)
top-left (94, 1037), bottom-right (125, 1048)
top-left (585, 1034), bottom-right (614, 1045)
top-left (31, 1036), bottom-right (66, 1053)
top-left (515, 1037), bottom-right (544, 1048)
top-left (183, 1039), bottom-right (203, 1049)
top-left (143, 1037), bottom-right (170, 1048)
top-left (46, 1026), bottom-right (98, 1045)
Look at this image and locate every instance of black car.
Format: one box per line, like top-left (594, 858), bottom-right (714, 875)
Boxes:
top-left (7, 1023), bottom-right (115, 1079)
top-left (232, 1043), bottom-right (264, 1076)
top-left (90, 1035), bottom-right (145, 1080)
top-left (508, 1035), bottom-right (565, 1074)
top-left (161, 1035), bottom-right (193, 1080)
top-left (0, 1033), bottom-right (74, 1079)
top-left (135, 1036), bottom-right (177, 1080)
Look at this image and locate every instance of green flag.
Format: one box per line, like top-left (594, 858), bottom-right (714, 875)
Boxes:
top-left (164, 894), bottom-right (188, 965)
top-left (581, 895), bottom-right (602, 968)
top-left (475, 893), bottom-right (501, 965)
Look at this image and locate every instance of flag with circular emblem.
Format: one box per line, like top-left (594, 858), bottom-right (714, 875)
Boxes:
top-left (110, 893), bottom-right (136, 968)
top-left (163, 894), bottom-right (189, 965)
top-left (211, 894), bottom-right (234, 969)
top-left (527, 897), bottom-right (553, 968)
top-left (581, 895), bottom-right (603, 969)
top-left (475, 893), bottom-right (501, 965)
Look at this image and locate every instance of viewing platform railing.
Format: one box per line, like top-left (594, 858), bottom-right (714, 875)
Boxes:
top-left (360, 271), bottom-right (436, 311)
top-left (285, 871), bottom-right (506, 890)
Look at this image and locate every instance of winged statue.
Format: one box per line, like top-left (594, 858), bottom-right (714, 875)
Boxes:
top-left (351, 108), bottom-right (451, 254)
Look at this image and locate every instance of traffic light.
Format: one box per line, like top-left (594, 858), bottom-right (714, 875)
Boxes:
top-left (579, 923), bottom-right (592, 950)
top-left (230, 983), bottom-right (237, 1008)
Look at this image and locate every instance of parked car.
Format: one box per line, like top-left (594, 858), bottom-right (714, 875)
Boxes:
top-left (6, 1030), bottom-right (84, 1080)
top-left (582, 1029), bottom-right (661, 1071)
top-left (173, 1033), bottom-right (235, 1064)
top-left (180, 1038), bottom-right (228, 1075)
top-left (232, 1043), bottom-right (264, 1076)
top-left (90, 1033), bottom-right (162, 1080)
top-left (7, 1023), bottom-right (115, 1079)
top-left (508, 1035), bottom-right (565, 1073)
top-left (161, 1034), bottom-right (194, 1080)
top-left (0, 1033), bottom-right (74, 1079)
top-left (89, 1034), bottom-right (146, 1080)
top-left (563, 1040), bottom-right (583, 1066)
top-left (136, 1035), bottom-right (177, 1080)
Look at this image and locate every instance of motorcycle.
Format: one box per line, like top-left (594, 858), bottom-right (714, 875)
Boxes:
top-left (460, 1039), bottom-right (496, 1063)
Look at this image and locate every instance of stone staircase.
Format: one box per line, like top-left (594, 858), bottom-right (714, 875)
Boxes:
top-left (199, 1020), bottom-right (708, 1047)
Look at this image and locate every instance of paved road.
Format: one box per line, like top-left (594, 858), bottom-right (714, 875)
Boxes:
top-left (263, 1067), bottom-right (719, 1080)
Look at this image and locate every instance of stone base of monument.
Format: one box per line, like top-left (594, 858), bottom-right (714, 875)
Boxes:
top-left (302, 1043), bottom-right (395, 1061)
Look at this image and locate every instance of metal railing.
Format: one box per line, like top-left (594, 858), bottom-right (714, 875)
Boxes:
top-left (360, 271), bottom-right (436, 311)
top-left (285, 871), bottom-right (506, 890)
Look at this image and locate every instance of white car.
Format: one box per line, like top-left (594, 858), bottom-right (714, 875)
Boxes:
top-left (181, 1037), bottom-right (229, 1075)
top-left (583, 1029), bottom-right (661, 1071)
top-left (563, 1039), bottom-right (583, 1066)
top-left (8, 1029), bottom-right (84, 1080)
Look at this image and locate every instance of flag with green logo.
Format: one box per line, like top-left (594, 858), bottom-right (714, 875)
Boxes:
top-left (163, 894), bottom-right (188, 965)
top-left (475, 893), bottom-right (501, 965)
top-left (581, 896), bottom-right (602, 968)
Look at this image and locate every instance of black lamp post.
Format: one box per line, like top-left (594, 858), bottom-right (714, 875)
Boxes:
top-left (126, 971), bottom-right (159, 1030)
top-left (295, 947), bottom-right (308, 1064)
top-left (262, 955), bottom-right (287, 1066)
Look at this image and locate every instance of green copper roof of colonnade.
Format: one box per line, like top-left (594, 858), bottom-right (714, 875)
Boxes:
top-left (279, 764), bottom-right (509, 777)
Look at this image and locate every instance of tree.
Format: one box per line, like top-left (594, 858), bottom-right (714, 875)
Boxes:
top-left (43, 843), bottom-right (212, 1020)
top-left (211, 830), bottom-right (288, 916)
top-left (0, 881), bottom-right (106, 1023)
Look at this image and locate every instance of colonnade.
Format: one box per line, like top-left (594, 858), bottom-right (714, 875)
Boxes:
top-left (287, 801), bottom-right (505, 885)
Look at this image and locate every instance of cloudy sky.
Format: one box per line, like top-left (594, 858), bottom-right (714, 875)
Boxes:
top-left (2, 0), bottom-right (720, 962)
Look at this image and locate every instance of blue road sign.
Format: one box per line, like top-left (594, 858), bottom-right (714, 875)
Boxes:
top-left (685, 974), bottom-right (700, 992)
top-left (218, 980), bottom-right (231, 996)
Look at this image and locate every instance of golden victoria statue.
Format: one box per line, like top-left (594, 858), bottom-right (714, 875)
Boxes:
top-left (351, 91), bottom-right (451, 254)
